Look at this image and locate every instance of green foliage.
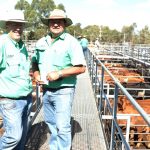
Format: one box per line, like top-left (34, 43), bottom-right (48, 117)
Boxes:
top-left (56, 4), bottom-right (65, 11)
top-left (34, 27), bottom-right (48, 39)
top-left (139, 26), bottom-right (150, 44)
top-left (0, 0), bottom-right (148, 44)
top-left (67, 23), bottom-right (82, 37)
top-left (15, 0), bottom-right (30, 10)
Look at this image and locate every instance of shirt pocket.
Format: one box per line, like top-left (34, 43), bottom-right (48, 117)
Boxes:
top-left (3, 100), bottom-right (16, 110)
top-left (6, 58), bottom-right (20, 78)
top-left (52, 50), bottom-right (69, 70)
top-left (19, 60), bottom-right (30, 77)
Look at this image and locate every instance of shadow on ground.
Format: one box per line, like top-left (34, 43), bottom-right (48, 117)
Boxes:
top-left (71, 118), bottom-right (82, 139)
top-left (25, 121), bottom-right (49, 150)
top-left (24, 117), bottom-right (82, 150)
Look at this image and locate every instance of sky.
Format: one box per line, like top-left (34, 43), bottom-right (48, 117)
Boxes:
top-left (1, 0), bottom-right (150, 31)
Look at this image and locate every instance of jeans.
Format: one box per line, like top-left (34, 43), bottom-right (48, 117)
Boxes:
top-left (82, 47), bottom-right (89, 61)
top-left (43, 87), bottom-right (75, 150)
top-left (0, 95), bottom-right (32, 150)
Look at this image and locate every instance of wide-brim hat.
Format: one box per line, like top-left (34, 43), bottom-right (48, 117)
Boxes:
top-left (41, 9), bottom-right (73, 27)
top-left (0, 10), bottom-right (32, 29)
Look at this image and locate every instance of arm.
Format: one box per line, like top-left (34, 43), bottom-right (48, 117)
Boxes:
top-left (0, 37), bottom-right (7, 69)
top-left (32, 62), bottom-right (41, 82)
top-left (46, 65), bottom-right (86, 81)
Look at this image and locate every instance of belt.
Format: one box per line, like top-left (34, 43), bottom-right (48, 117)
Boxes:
top-left (43, 86), bottom-right (75, 92)
top-left (0, 97), bottom-right (7, 100)
top-left (0, 95), bottom-right (31, 100)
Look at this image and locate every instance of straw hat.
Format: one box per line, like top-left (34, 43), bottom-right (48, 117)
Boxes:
top-left (0, 10), bottom-right (31, 29)
top-left (41, 9), bottom-right (73, 27)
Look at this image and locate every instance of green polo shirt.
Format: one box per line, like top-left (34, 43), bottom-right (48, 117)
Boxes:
top-left (32, 32), bottom-right (86, 88)
top-left (0, 34), bottom-right (32, 98)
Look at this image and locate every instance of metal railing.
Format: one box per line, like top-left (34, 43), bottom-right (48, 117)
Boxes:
top-left (86, 48), bottom-right (150, 150)
top-left (29, 83), bottom-right (43, 126)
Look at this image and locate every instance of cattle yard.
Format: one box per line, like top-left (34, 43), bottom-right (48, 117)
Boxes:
top-left (0, 43), bottom-right (150, 150)
top-left (88, 44), bottom-right (150, 149)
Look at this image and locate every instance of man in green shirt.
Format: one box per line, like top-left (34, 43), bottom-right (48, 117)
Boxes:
top-left (0, 10), bottom-right (32, 150)
top-left (32, 9), bottom-right (86, 150)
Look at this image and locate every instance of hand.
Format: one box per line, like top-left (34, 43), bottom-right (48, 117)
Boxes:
top-left (34, 75), bottom-right (45, 84)
top-left (46, 71), bottom-right (59, 81)
top-left (34, 75), bottom-right (41, 82)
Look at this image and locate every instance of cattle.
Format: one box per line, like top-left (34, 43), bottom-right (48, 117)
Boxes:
top-left (98, 62), bottom-right (145, 86)
top-left (142, 127), bottom-right (150, 148)
top-left (98, 62), bottom-right (149, 148)
top-left (116, 96), bottom-right (150, 148)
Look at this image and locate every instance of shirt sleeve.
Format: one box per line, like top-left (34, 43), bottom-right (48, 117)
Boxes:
top-left (0, 36), bottom-right (7, 69)
top-left (69, 37), bottom-right (86, 66)
top-left (31, 37), bottom-right (46, 63)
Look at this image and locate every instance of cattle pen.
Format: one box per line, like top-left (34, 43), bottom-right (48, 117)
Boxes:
top-left (0, 41), bottom-right (150, 150)
top-left (88, 44), bottom-right (150, 150)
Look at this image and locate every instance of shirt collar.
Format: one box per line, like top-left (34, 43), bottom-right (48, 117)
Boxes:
top-left (49, 31), bottom-right (66, 40)
top-left (45, 31), bottom-right (66, 45)
top-left (7, 34), bottom-right (24, 50)
top-left (7, 34), bottom-right (18, 46)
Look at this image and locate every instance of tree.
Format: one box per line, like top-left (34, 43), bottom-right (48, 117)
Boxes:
top-left (82, 25), bottom-right (100, 42)
top-left (15, 0), bottom-right (66, 39)
top-left (8, 0), bottom-right (150, 43)
top-left (15, 0), bottom-right (30, 10)
top-left (67, 23), bottom-right (82, 38)
top-left (139, 26), bottom-right (150, 44)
